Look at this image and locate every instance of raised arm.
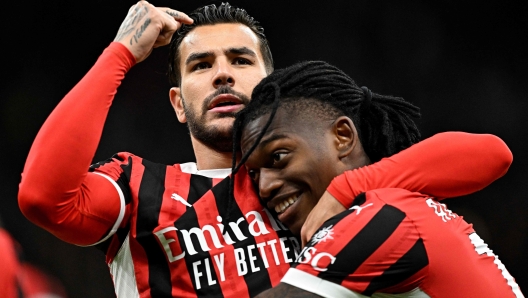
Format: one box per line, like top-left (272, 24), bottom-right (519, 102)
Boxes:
top-left (17, 2), bottom-right (192, 245)
top-left (301, 132), bottom-right (512, 245)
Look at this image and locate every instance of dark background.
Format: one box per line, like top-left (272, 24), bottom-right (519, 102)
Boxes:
top-left (1, 0), bottom-right (526, 297)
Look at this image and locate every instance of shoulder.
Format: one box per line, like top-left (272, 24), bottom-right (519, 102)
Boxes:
top-left (90, 152), bottom-right (140, 170)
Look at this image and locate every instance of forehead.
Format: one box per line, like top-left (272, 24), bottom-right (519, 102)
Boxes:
top-left (179, 23), bottom-right (263, 61)
top-left (241, 108), bottom-right (321, 153)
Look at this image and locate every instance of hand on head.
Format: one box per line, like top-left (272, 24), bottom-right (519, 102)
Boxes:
top-left (115, 1), bottom-right (193, 63)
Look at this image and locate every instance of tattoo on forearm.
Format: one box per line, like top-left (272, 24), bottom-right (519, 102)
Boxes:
top-left (115, 4), bottom-right (149, 42)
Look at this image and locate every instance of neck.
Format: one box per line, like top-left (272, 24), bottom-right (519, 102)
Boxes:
top-left (190, 135), bottom-right (241, 170)
top-left (343, 143), bottom-right (372, 173)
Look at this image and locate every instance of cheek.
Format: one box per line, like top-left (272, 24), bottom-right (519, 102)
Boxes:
top-left (243, 71), bottom-right (268, 93)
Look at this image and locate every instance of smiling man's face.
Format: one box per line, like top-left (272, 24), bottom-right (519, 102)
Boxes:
top-left (241, 107), bottom-right (343, 235)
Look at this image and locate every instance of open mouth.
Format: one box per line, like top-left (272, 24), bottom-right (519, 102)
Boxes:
top-left (273, 194), bottom-right (300, 215)
top-left (215, 101), bottom-right (238, 107)
top-left (208, 94), bottom-right (243, 111)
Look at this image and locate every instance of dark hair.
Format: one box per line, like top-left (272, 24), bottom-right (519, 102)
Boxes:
top-left (232, 60), bottom-right (421, 173)
top-left (225, 60), bottom-right (421, 220)
top-left (167, 2), bottom-right (274, 86)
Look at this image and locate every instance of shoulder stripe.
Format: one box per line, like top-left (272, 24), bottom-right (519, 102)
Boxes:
top-left (364, 238), bottom-right (428, 295)
top-left (136, 159), bottom-right (173, 297)
top-left (318, 205), bottom-right (406, 283)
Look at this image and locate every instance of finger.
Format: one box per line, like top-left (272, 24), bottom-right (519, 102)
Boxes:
top-left (158, 7), bottom-right (193, 24)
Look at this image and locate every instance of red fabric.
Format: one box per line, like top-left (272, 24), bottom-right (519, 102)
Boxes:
top-left (290, 189), bottom-right (523, 297)
top-left (327, 132), bottom-right (512, 207)
top-left (18, 42), bottom-right (136, 245)
top-left (0, 230), bottom-right (20, 298)
top-left (18, 43), bottom-right (512, 272)
top-left (18, 263), bottom-right (68, 297)
top-left (0, 229), bottom-right (67, 298)
top-left (93, 155), bottom-right (295, 297)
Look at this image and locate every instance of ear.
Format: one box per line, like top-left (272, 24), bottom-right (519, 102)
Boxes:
top-left (170, 87), bottom-right (187, 123)
top-left (332, 116), bottom-right (359, 159)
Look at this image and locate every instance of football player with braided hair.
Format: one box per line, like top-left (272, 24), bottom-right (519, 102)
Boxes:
top-left (232, 60), bottom-right (522, 297)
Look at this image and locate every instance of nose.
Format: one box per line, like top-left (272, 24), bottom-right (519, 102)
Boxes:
top-left (258, 168), bottom-right (283, 202)
top-left (213, 59), bottom-right (235, 88)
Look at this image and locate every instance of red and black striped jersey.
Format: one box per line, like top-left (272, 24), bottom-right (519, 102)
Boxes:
top-left (90, 152), bottom-right (300, 298)
top-left (283, 189), bottom-right (523, 298)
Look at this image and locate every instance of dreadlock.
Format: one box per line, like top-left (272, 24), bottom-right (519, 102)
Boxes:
top-left (167, 2), bottom-right (274, 86)
top-left (226, 61), bottom-right (421, 216)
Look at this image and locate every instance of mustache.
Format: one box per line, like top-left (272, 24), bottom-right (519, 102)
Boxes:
top-left (202, 86), bottom-right (251, 110)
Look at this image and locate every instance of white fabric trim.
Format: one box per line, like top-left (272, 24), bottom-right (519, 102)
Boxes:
top-left (80, 172), bottom-right (126, 246)
top-left (110, 234), bottom-right (140, 298)
top-left (281, 268), bottom-right (366, 298)
top-left (282, 268), bottom-right (430, 298)
top-left (180, 162), bottom-right (231, 178)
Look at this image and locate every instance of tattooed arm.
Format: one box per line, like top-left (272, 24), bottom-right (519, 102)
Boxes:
top-left (18, 2), bottom-right (192, 245)
top-left (114, 1), bottom-right (193, 63)
top-left (256, 283), bottom-right (323, 298)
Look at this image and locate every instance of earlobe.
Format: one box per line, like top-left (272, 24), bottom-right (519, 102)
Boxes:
top-left (169, 87), bottom-right (187, 123)
top-left (333, 116), bottom-right (357, 159)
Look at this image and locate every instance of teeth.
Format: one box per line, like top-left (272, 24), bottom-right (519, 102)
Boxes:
top-left (274, 195), bottom-right (299, 214)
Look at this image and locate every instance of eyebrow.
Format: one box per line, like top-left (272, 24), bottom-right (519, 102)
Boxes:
top-left (185, 47), bottom-right (257, 66)
top-left (256, 133), bottom-right (288, 150)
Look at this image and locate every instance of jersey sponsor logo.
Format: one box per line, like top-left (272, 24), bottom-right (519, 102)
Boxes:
top-left (154, 209), bottom-right (300, 289)
top-left (296, 246), bottom-right (336, 272)
top-left (426, 198), bottom-right (457, 222)
top-left (310, 226), bottom-right (334, 246)
top-left (349, 203), bottom-right (373, 215)
top-left (171, 193), bottom-right (192, 207)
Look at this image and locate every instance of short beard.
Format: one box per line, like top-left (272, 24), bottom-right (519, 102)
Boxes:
top-left (183, 86), bottom-right (250, 153)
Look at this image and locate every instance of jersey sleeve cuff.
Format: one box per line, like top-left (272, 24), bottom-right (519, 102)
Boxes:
top-left (103, 42), bottom-right (137, 71)
top-left (80, 172), bottom-right (126, 247)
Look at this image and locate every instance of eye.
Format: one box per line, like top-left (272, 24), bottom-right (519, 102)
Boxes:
top-left (247, 168), bottom-right (259, 183)
top-left (233, 57), bottom-right (252, 65)
top-left (272, 152), bottom-right (287, 165)
top-left (192, 61), bottom-right (211, 71)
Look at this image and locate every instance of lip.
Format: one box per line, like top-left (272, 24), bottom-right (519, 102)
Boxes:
top-left (268, 192), bottom-right (301, 222)
top-left (276, 197), bottom-right (300, 223)
top-left (208, 94), bottom-right (244, 113)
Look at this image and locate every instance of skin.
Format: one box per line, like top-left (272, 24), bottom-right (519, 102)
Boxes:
top-left (116, 0), bottom-right (346, 251)
top-left (242, 106), bottom-right (370, 235)
top-left (170, 23), bottom-right (269, 169)
top-left (242, 104), bottom-right (370, 297)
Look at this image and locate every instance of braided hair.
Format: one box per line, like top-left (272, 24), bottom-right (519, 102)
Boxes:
top-left (226, 60), bottom-right (421, 220)
top-left (167, 2), bottom-right (274, 86)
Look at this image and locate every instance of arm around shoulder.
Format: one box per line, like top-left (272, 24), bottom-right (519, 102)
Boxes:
top-left (328, 131), bottom-right (512, 207)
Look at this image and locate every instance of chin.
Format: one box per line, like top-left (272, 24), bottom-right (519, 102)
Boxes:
top-left (286, 221), bottom-right (302, 237)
